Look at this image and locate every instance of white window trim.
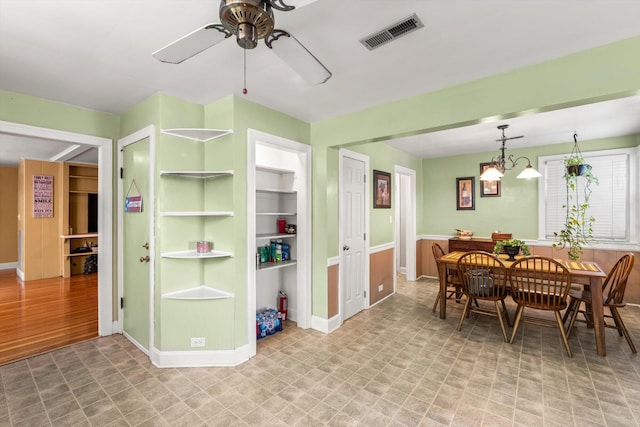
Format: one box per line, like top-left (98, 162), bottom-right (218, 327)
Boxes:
top-left (537, 146), bottom-right (639, 251)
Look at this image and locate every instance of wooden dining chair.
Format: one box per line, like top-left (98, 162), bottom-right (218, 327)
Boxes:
top-left (508, 256), bottom-right (573, 357)
top-left (456, 251), bottom-right (510, 341)
top-left (431, 243), bottom-right (463, 313)
top-left (565, 253), bottom-right (636, 353)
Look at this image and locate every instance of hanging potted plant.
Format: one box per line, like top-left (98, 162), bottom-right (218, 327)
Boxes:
top-left (553, 133), bottom-right (599, 260)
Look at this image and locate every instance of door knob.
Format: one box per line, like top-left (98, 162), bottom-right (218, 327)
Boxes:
top-left (142, 243), bottom-right (149, 250)
top-left (343, 245), bottom-right (350, 251)
top-left (139, 255), bottom-right (150, 263)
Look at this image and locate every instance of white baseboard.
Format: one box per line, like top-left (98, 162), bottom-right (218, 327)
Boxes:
top-left (150, 344), bottom-right (251, 368)
top-left (0, 262), bottom-right (17, 270)
top-left (123, 331), bottom-right (150, 356)
top-left (311, 314), bottom-right (341, 334)
top-left (111, 321), bottom-right (121, 335)
top-left (16, 267), bottom-right (24, 281)
top-left (369, 291), bottom-right (395, 308)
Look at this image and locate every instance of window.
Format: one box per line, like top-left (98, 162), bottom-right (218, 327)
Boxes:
top-left (539, 147), bottom-right (638, 244)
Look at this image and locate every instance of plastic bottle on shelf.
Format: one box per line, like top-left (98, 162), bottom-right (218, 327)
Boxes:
top-left (277, 218), bottom-right (286, 234)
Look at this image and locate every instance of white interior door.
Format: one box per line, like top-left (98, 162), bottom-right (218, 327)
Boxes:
top-left (341, 154), bottom-right (366, 320)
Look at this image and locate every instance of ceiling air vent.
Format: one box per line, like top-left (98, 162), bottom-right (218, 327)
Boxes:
top-left (359, 13), bottom-right (424, 51)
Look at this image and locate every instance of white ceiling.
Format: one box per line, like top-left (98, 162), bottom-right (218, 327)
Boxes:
top-left (1, 0), bottom-right (640, 166)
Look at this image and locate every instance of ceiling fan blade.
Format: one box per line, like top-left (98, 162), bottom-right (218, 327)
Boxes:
top-left (265, 30), bottom-right (332, 85)
top-left (152, 24), bottom-right (231, 64)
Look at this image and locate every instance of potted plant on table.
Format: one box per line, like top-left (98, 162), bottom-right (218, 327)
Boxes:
top-left (493, 239), bottom-right (530, 261)
top-left (552, 133), bottom-right (599, 260)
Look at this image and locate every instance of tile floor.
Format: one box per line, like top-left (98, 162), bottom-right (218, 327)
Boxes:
top-left (1, 276), bottom-right (639, 426)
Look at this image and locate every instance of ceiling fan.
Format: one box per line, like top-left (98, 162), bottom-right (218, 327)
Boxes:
top-left (152, 0), bottom-right (332, 85)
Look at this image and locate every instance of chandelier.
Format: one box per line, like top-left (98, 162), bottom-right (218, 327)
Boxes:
top-left (479, 124), bottom-right (542, 181)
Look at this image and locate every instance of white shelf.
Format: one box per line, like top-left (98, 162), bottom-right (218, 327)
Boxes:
top-left (162, 286), bottom-right (234, 300)
top-left (161, 128), bottom-right (232, 142)
top-left (160, 170), bottom-right (233, 179)
top-left (256, 165), bottom-right (295, 174)
top-left (256, 233), bottom-right (296, 241)
top-left (256, 212), bottom-right (296, 216)
top-left (257, 188), bottom-right (296, 194)
top-left (161, 211), bottom-right (234, 217)
top-left (257, 260), bottom-right (297, 271)
top-left (161, 250), bottom-right (233, 259)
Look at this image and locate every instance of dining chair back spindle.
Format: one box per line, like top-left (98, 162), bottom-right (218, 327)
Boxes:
top-left (508, 256), bottom-right (573, 357)
top-left (565, 253), bottom-right (636, 353)
top-left (456, 251), bottom-right (511, 341)
top-left (431, 243), bottom-right (463, 313)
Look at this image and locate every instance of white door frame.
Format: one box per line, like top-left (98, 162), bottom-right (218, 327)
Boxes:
top-left (116, 125), bottom-right (156, 356)
top-left (338, 149), bottom-right (370, 324)
top-left (394, 165), bottom-right (417, 281)
top-left (246, 129), bottom-right (312, 358)
top-left (0, 120), bottom-right (114, 335)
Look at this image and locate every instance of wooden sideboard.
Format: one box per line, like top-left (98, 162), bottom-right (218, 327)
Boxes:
top-left (448, 237), bottom-right (496, 253)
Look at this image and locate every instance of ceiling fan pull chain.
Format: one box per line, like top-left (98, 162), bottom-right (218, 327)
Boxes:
top-left (243, 48), bottom-right (248, 95)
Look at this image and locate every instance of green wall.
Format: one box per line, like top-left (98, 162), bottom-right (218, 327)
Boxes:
top-left (0, 90), bottom-right (119, 139)
top-left (340, 142), bottom-right (423, 249)
top-left (423, 134), bottom-right (640, 239)
top-left (2, 33), bottom-right (639, 345)
top-left (309, 35), bottom-right (640, 318)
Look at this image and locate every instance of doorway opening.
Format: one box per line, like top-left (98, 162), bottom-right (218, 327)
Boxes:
top-left (394, 165), bottom-right (417, 281)
top-left (0, 120), bottom-right (114, 350)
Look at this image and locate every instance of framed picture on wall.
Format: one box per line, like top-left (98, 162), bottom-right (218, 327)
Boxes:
top-left (480, 162), bottom-right (501, 197)
top-left (456, 176), bottom-right (475, 210)
top-left (373, 170), bottom-right (391, 208)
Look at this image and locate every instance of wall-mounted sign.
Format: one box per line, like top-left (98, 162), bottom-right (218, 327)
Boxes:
top-left (124, 179), bottom-right (143, 212)
top-left (125, 195), bottom-right (143, 212)
top-left (33, 175), bottom-right (53, 218)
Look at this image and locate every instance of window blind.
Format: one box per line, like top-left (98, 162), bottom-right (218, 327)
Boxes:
top-left (544, 153), bottom-right (629, 241)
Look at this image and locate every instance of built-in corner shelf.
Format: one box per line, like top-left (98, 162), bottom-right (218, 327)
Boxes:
top-left (162, 286), bottom-right (234, 300)
top-left (161, 128), bottom-right (232, 142)
top-left (160, 170), bottom-right (233, 179)
top-left (161, 250), bottom-right (233, 259)
top-left (257, 260), bottom-right (297, 271)
top-left (161, 211), bottom-right (234, 217)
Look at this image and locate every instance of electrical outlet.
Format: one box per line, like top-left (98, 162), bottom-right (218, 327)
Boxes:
top-left (190, 337), bottom-right (205, 348)
top-left (378, 284), bottom-right (384, 292)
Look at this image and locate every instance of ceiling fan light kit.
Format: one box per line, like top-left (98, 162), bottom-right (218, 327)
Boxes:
top-left (152, 0), bottom-right (331, 86)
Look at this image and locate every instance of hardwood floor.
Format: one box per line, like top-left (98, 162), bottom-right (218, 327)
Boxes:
top-left (0, 269), bottom-right (98, 365)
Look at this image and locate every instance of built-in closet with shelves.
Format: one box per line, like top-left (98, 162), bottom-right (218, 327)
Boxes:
top-left (248, 129), bottom-right (312, 357)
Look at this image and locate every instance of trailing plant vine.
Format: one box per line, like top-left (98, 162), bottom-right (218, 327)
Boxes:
top-left (552, 133), bottom-right (599, 260)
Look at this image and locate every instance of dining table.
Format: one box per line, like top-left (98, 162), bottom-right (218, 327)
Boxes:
top-left (437, 251), bottom-right (609, 356)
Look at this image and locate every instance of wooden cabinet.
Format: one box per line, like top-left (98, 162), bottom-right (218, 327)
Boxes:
top-left (448, 237), bottom-right (495, 253)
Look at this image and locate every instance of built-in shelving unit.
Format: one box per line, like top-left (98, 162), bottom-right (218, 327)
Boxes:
top-left (161, 249), bottom-right (233, 259)
top-left (158, 127), bottom-right (235, 320)
top-left (256, 233), bottom-right (296, 241)
top-left (160, 170), bottom-right (233, 179)
top-left (160, 128), bottom-right (232, 142)
top-left (162, 286), bottom-right (234, 300)
top-left (161, 211), bottom-right (234, 217)
top-left (257, 259), bottom-right (297, 271)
